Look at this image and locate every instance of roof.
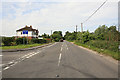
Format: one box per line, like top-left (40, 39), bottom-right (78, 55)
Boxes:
top-left (16, 25), bottom-right (38, 32)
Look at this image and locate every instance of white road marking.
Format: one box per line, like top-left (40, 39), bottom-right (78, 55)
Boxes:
top-left (58, 53), bottom-right (62, 66)
top-left (2, 43), bottom-right (56, 71)
top-left (8, 61), bottom-right (14, 64)
top-left (66, 44), bottom-right (68, 50)
top-left (3, 67), bottom-right (9, 70)
top-left (67, 48), bottom-right (68, 50)
top-left (61, 47), bottom-right (63, 51)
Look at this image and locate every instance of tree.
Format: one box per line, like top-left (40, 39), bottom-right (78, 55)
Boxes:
top-left (64, 31), bottom-right (77, 41)
top-left (94, 25), bottom-right (108, 40)
top-left (52, 31), bottom-right (63, 42)
top-left (42, 33), bottom-right (50, 38)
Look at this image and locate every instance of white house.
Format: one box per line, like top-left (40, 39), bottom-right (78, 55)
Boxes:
top-left (16, 25), bottom-right (39, 39)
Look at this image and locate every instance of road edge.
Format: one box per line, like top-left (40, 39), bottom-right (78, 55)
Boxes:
top-left (70, 42), bottom-right (118, 65)
top-left (2, 43), bottom-right (53, 52)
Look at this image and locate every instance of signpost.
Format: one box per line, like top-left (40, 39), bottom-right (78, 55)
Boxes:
top-left (23, 30), bottom-right (28, 44)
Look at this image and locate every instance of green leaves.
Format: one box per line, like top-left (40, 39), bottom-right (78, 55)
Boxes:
top-left (52, 31), bottom-right (63, 42)
top-left (2, 37), bottom-right (15, 46)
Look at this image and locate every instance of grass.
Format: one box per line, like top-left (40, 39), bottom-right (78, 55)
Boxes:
top-left (74, 41), bottom-right (120, 60)
top-left (0, 43), bottom-right (48, 50)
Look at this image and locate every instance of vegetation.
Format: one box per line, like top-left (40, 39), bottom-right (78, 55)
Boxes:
top-left (16, 38), bottom-right (27, 45)
top-left (1, 33), bottom-right (51, 49)
top-left (1, 43), bottom-right (46, 50)
top-left (2, 37), bottom-right (15, 46)
top-left (64, 25), bottom-right (120, 60)
top-left (51, 31), bottom-right (63, 42)
top-left (31, 38), bottom-right (47, 44)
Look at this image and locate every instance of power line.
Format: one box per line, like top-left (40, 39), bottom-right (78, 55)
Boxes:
top-left (83, 0), bottom-right (107, 23)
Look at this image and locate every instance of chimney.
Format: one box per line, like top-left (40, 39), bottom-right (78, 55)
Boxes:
top-left (30, 25), bottom-right (32, 28)
top-left (25, 25), bottom-right (28, 27)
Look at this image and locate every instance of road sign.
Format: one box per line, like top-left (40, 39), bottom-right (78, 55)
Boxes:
top-left (23, 30), bottom-right (28, 34)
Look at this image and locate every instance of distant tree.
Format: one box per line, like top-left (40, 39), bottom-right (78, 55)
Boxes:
top-left (42, 33), bottom-right (50, 38)
top-left (64, 31), bottom-right (77, 41)
top-left (52, 31), bottom-right (63, 42)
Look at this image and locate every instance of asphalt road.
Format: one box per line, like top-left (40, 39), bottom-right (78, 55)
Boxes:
top-left (2, 41), bottom-right (118, 78)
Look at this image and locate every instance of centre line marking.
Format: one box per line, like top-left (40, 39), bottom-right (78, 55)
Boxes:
top-left (67, 47), bottom-right (68, 50)
top-left (61, 47), bottom-right (63, 51)
top-left (58, 53), bottom-right (62, 66)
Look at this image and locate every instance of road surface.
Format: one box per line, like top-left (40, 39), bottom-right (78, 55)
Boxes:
top-left (2, 41), bottom-right (118, 78)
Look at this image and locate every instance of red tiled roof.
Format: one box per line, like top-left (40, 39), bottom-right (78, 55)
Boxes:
top-left (16, 25), bottom-right (38, 32)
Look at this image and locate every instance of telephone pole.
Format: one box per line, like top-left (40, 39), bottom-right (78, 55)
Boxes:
top-left (76, 25), bottom-right (78, 32)
top-left (81, 23), bottom-right (83, 32)
top-left (51, 30), bottom-right (52, 42)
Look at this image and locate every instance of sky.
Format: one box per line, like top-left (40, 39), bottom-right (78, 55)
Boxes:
top-left (0, 0), bottom-right (119, 36)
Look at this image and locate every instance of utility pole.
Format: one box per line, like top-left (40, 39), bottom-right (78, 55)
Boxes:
top-left (51, 30), bottom-right (52, 42)
top-left (81, 23), bottom-right (83, 32)
top-left (76, 25), bottom-right (78, 32)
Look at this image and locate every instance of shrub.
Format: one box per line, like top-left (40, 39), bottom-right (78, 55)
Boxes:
top-left (2, 37), bottom-right (15, 46)
top-left (86, 40), bottom-right (119, 52)
top-left (16, 38), bottom-right (27, 45)
top-left (10, 42), bottom-right (17, 46)
top-left (31, 38), bottom-right (39, 43)
top-left (31, 38), bottom-right (47, 44)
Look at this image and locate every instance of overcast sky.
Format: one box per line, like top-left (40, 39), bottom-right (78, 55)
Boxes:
top-left (0, 0), bottom-right (119, 36)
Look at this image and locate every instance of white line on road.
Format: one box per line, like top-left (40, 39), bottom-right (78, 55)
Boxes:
top-left (58, 53), bottom-right (62, 66)
top-left (61, 47), bottom-right (63, 51)
top-left (66, 44), bottom-right (68, 50)
top-left (3, 67), bottom-right (9, 70)
top-left (67, 47), bottom-right (68, 50)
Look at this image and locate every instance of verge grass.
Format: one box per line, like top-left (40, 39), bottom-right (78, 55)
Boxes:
top-left (74, 41), bottom-right (119, 60)
top-left (0, 43), bottom-right (47, 50)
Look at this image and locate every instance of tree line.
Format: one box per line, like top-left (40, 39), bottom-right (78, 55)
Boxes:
top-left (64, 25), bottom-right (120, 59)
top-left (64, 25), bottom-right (120, 42)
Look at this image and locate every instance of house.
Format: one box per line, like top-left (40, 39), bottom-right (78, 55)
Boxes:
top-left (16, 25), bottom-right (39, 39)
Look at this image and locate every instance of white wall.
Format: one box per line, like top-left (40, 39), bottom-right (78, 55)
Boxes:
top-left (17, 31), bottom-right (33, 37)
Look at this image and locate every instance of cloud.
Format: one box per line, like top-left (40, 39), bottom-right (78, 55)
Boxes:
top-left (1, 1), bottom-right (118, 36)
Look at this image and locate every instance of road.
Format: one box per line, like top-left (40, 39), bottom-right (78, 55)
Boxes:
top-left (2, 41), bottom-right (118, 78)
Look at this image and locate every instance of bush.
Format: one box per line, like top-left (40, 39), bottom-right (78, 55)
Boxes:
top-left (31, 38), bottom-right (47, 44)
top-left (2, 37), bottom-right (15, 46)
top-left (86, 40), bottom-right (119, 52)
top-left (31, 38), bottom-right (39, 43)
top-left (10, 42), bottom-right (17, 46)
top-left (16, 38), bottom-right (27, 45)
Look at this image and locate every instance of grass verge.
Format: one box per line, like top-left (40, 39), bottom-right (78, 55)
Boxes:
top-left (0, 43), bottom-right (48, 50)
top-left (74, 41), bottom-right (119, 60)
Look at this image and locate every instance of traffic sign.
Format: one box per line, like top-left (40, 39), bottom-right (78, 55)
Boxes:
top-left (23, 30), bottom-right (28, 34)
